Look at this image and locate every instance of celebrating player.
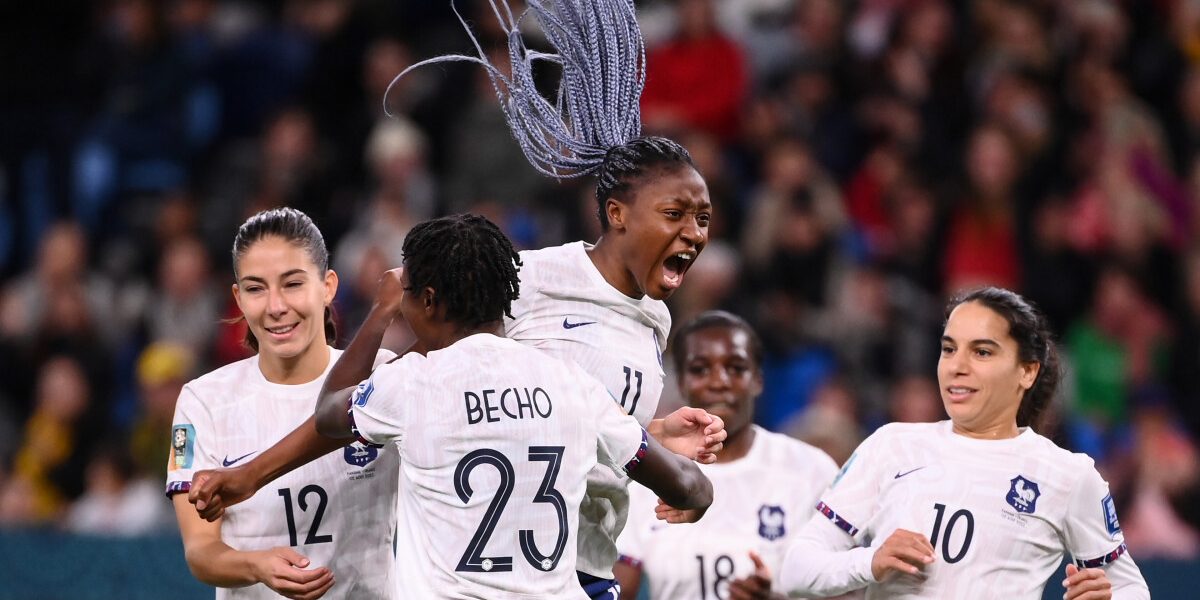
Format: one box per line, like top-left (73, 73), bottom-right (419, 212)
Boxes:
top-left (187, 214), bottom-right (717, 599)
top-left (166, 207), bottom-right (398, 600)
top-left (614, 311), bottom-right (838, 600)
top-left (384, 2), bottom-right (718, 596)
top-left (779, 287), bottom-right (1150, 599)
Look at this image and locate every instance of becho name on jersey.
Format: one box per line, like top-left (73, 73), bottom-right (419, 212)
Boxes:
top-left (465, 387), bottom-right (553, 424)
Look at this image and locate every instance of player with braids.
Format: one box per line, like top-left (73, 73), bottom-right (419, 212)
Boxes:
top-left (390, 4), bottom-right (718, 596)
top-left (779, 287), bottom-right (1150, 600)
top-left (397, 214), bottom-right (522, 331)
top-left (186, 214), bottom-right (721, 599)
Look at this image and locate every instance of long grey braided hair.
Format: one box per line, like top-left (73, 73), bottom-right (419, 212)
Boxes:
top-left (386, 0), bottom-right (696, 229)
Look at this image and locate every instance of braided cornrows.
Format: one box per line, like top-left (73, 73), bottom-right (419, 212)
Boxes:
top-left (402, 214), bottom-right (523, 327)
top-left (384, 0), bottom-right (648, 178)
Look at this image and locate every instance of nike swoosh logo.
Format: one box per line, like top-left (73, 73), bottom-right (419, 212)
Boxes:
top-left (562, 318), bottom-right (596, 329)
top-left (223, 452), bottom-right (256, 467)
top-left (894, 467), bottom-right (926, 479)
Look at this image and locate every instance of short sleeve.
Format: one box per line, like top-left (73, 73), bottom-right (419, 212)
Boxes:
top-left (1064, 461), bottom-right (1128, 566)
top-left (581, 369), bottom-right (645, 475)
top-left (349, 353), bottom-right (422, 448)
top-left (164, 386), bottom-right (218, 497)
top-left (812, 428), bottom-right (887, 542)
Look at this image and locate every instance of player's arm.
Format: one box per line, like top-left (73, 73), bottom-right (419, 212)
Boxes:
top-left (171, 494), bottom-right (334, 599)
top-left (625, 431), bottom-right (713, 512)
top-left (612, 559), bottom-right (642, 600)
top-left (190, 270), bottom-right (406, 520)
top-left (1062, 466), bottom-right (1150, 600)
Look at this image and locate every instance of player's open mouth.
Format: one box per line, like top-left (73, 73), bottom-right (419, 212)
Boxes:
top-left (265, 323), bottom-right (298, 337)
top-left (661, 251), bottom-right (696, 290)
top-left (945, 386), bottom-right (976, 402)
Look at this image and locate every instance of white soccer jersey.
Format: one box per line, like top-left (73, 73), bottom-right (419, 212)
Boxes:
top-left (166, 348), bottom-right (399, 600)
top-left (801, 420), bottom-right (1148, 599)
top-left (505, 241), bottom-right (672, 579)
top-left (349, 334), bottom-right (647, 600)
top-left (618, 426), bottom-right (837, 600)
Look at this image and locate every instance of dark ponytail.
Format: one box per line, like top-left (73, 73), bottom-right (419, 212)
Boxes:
top-left (945, 287), bottom-right (1061, 430)
top-left (231, 207), bottom-right (337, 351)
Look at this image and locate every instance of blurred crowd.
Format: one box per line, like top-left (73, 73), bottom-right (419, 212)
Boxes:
top-left (1, 0), bottom-right (1199, 559)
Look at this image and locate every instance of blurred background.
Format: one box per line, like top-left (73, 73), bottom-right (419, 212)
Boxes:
top-left (1, 0), bottom-right (1199, 597)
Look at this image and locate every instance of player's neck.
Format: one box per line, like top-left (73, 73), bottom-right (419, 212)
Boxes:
top-left (420, 321), bottom-right (506, 352)
top-left (715, 424), bottom-right (756, 463)
top-left (258, 343), bottom-right (330, 385)
top-left (951, 419), bottom-right (1020, 440)
top-left (587, 236), bottom-right (643, 299)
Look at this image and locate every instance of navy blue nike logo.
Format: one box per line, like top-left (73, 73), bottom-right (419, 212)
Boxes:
top-left (562, 318), bottom-right (596, 329)
top-left (894, 467), bottom-right (926, 479)
top-left (223, 452), bottom-right (255, 467)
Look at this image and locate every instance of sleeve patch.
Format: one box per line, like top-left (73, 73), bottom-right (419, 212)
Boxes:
top-left (165, 481), bottom-right (192, 498)
top-left (1076, 542), bottom-right (1127, 568)
top-left (1102, 494), bottom-right (1121, 536)
top-left (352, 380), bottom-right (375, 407)
top-left (623, 429), bottom-right (650, 474)
top-left (816, 501), bottom-right (860, 537)
top-left (167, 424), bottom-right (196, 471)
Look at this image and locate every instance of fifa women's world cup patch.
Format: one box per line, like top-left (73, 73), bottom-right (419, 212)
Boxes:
top-left (1102, 494), bottom-right (1121, 537)
top-left (168, 424), bottom-right (196, 471)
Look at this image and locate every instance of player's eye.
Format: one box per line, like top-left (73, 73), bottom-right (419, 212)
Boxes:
top-left (940, 345), bottom-right (954, 355)
top-left (697, 213), bottom-right (711, 227)
top-left (244, 285), bottom-right (264, 293)
top-left (285, 280), bottom-right (305, 288)
top-left (975, 348), bottom-right (992, 357)
top-left (664, 210), bottom-right (682, 219)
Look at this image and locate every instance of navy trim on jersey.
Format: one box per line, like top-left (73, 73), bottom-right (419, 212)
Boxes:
top-left (1075, 543), bottom-right (1127, 568)
top-left (623, 429), bottom-right (649, 474)
top-left (578, 571), bottom-right (621, 599)
top-left (165, 480), bottom-right (191, 498)
top-left (816, 501), bottom-right (860, 537)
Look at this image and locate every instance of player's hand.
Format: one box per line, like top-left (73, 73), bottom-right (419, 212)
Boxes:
top-left (653, 497), bottom-right (707, 524)
top-left (870, 529), bottom-right (934, 582)
top-left (248, 547), bottom-right (335, 600)
top-left (652, 408), bottom-right (727, 463)
top-left (1062, 563), bottom-right (1112, 600)
top-left (189, 466), bottom-right (257, 522)
top-left (372, 267), bottom-right (406, 319)
top-left (729, 550), bottom-right (773, 600)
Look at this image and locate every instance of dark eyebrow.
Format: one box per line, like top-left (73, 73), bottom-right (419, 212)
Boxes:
top-left (940, 336), bottom-right (1001, 347)
top-left (238, 269), bottom-right (308, 284)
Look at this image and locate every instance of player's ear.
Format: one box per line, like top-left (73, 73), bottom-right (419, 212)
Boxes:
top-left (421, 286), bottom-right (437, 314)
top-left (606, 197), bottom-right (629, 232)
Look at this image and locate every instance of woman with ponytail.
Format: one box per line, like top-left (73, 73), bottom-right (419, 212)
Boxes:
top-left (166, 208), bottom-right (399, 600)
top-left (388, 2), bottom-right (719, 597)
top-left (778, 287), bottom-right (1150, 600)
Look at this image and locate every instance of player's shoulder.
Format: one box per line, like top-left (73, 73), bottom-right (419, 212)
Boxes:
top-left (1022, 428), bottom-right (1097, 471)
top-left (518, 241), bottom-right (585, 278)
top-left (867, 421), bottom-right (940, 444)
top-left (183, 355), bottom-right (259, 400)
top-left (755, 426), bottom-right (837, 465)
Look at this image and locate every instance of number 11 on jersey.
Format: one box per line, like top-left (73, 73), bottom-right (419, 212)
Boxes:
top-left (621, 366), bottom-right (642, 416)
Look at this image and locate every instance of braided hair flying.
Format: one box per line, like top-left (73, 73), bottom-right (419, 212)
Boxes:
top-left (385, 0), bottom-right (694, 201)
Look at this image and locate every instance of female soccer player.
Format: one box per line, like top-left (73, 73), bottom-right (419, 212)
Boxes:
top-left (166, 208), bottom-right (398, 600)
top-left (385, 3), bottom-right (717, 596)
top-left (615, 311), bottom-right (839, 600)
top-left (779, 287), bottom-right (1150, 599)
top-left (186, 214), bottom-right (718, 599)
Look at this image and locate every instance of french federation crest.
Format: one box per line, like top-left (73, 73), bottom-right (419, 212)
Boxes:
top-left (758, 505), bottom-right (786, 541)
top-left (1006, 475), bottom-right (1041, 514)
top-left (344, 441), bottom-right (378, 467)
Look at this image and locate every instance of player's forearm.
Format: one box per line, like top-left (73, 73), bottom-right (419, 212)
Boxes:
top-left (324, 305), bottom-right (392, 393)
top-left (630, 434), bottom-right (713, 510)
top-left (1106, 555), bottom-right (1151, 600)
top-left (777, 536), bottom-right (875, 597)
top-left (183, 538), bottom-right (260, 588)
top-left (247, 415), bottom-right (347, 488)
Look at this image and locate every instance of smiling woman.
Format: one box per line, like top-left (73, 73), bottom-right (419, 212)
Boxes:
top-left (777, 287), bottom-right (1150, 600)
top-left (165, 208), bottom-right (399, 600)
top-left (615, 311), bottom-right (837, 600)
